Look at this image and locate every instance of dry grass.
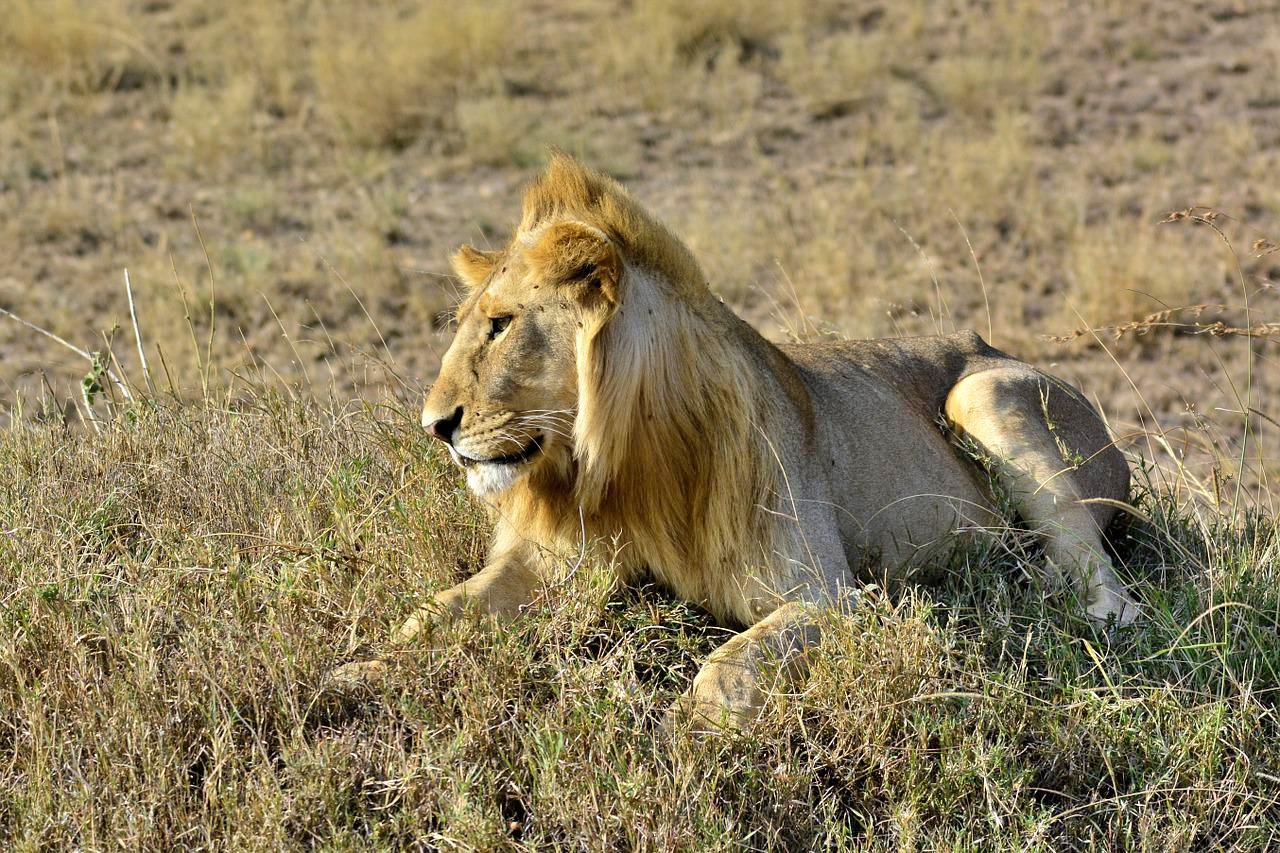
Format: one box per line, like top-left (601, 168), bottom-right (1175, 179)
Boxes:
top-left (0, 0), bottom-right (145, 101)
top-left (2, 0), bottom-right (1280, 847)
top-left (0, 398), bottom-right (1277, 848)
top-left (310, 1), bottom-right (515, 149)
top-left (1063, 221), bottom-right (1210, 340)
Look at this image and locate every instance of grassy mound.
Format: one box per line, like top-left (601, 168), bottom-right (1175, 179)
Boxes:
top-left (1, 399), bottom-right (1276, 849)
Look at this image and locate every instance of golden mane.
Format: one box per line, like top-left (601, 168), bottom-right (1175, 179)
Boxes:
top-left (500, 155), bottom-right (796, 624)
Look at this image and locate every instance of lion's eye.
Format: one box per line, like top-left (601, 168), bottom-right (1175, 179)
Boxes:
top-left (488, 315), bottom-right (512, 340)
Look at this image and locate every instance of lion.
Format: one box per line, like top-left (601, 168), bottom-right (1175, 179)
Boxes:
top-left (338, 154), bottom-right (1137, 729)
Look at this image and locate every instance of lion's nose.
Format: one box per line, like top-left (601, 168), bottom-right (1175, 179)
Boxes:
top-left (424, 406), bottom-right (463, 445)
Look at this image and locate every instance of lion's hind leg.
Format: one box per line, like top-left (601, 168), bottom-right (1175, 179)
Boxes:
top-left (944, 368), bottom-right (1137, 626)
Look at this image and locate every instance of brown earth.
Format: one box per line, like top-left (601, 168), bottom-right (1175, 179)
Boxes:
top-left (1, 0), bottom-right (1278, 502)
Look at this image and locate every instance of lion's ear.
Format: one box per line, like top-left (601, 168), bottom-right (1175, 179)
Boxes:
top-left (451, 244), bottom-right (501, 291)
top-left (526, 221), bottom-right (620, 306)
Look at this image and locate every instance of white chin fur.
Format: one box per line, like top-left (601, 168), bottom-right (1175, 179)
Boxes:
top-left (465, 461), bottom-right (527, 496)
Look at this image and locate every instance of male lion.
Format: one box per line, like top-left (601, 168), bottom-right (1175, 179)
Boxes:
top-left (346, 155), bottom-right (1136, 728)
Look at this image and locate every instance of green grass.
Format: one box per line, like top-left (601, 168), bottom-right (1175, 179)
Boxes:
top-left (1, 397), bottom-right (1276, 849)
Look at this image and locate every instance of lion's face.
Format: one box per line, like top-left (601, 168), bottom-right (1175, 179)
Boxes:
top-left (422, 223), bottom-right (618, 496)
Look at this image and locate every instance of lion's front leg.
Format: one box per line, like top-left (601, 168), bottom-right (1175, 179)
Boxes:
top-left (327, 536), bottom-right (546, 690)
top-left (668, 601), bottom-right (820, 732)
top-left (392, 557), bottom-right (544, 644)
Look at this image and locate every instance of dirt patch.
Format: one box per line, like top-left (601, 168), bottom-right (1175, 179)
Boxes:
top-left (1, 0), bottom-right (1277, 494)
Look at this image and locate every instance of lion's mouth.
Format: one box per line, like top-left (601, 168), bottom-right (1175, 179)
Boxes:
top-left (456, 435), bottom-right (543, 468)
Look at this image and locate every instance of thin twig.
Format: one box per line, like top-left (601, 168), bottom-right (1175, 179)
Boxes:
top-left (190, 207), bottom-right (217, 401)
top-left (302, 236), bottom-right (397, 364)
top-left (773, 259), bottom-right (818, 340)
top-left (261, 294), bottom-right (303, 400)
top-left (890, 217), bottom-right (951, 335)
top-left (950, 209), bottom-right (993, 345)
top-left (79, 380), bottom-right (101, 434)
top-left (154, 341), bottom-right (181, 399)
top-left (1049, 303), bottom-right (1280, 344)
top-left (98, 326), bottom-right (130, 414)
top-left (124, 269), bottom-right (156, 394)
top-left (170, 252), bottom-right (206, 399)
top-left (0, 306), bottom-right (132, 402)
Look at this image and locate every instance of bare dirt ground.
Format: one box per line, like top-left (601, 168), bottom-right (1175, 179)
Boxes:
top-left (3, 0), bottom-right (1279, 500)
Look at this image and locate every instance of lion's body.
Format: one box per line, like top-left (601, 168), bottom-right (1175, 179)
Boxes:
top-left (783, 333), bottom-right (1129, 581)
top-left (367, 155), bottom-right (1137, 727)
top-left (473, 320), bottom-right (1129, 630)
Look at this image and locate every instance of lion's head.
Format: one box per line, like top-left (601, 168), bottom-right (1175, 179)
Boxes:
top-left (421, 216), bottom-right (620, 496)
top-left (422, 153), bottom-right (710, 500)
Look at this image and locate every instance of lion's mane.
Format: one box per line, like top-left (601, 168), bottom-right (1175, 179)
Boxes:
top-left (497, 156), bottom-right (803, 621)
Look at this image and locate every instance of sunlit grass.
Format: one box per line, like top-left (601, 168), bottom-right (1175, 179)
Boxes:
top-left (0, 396), bottom-right (1276, 847)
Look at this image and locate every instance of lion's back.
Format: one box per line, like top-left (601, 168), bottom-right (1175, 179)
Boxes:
top-left (780, 330), bottom-right (1018, 419)
top-left (766, 332), bottom-right (1013, 573)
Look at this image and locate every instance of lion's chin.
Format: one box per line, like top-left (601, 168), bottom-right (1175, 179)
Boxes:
top-left (448, 436), bottom-right (543, 497)
top-left (450, 440), bottom-right (540, 494)
top-left (464, 461), bottom-right (530, 496)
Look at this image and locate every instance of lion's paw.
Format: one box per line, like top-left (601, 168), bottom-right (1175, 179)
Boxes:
top-left (1086, 583), bottom-right (1139, 633)
top-left (662, 694), bottom-right (742, 739)
top-left (663, 663), bottom-right (766, 738)
top-left (323, 658), bottom-right (391, 694)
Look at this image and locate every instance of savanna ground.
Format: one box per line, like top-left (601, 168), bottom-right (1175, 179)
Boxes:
top-left (1, 0), bottom-right (1279, 848)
